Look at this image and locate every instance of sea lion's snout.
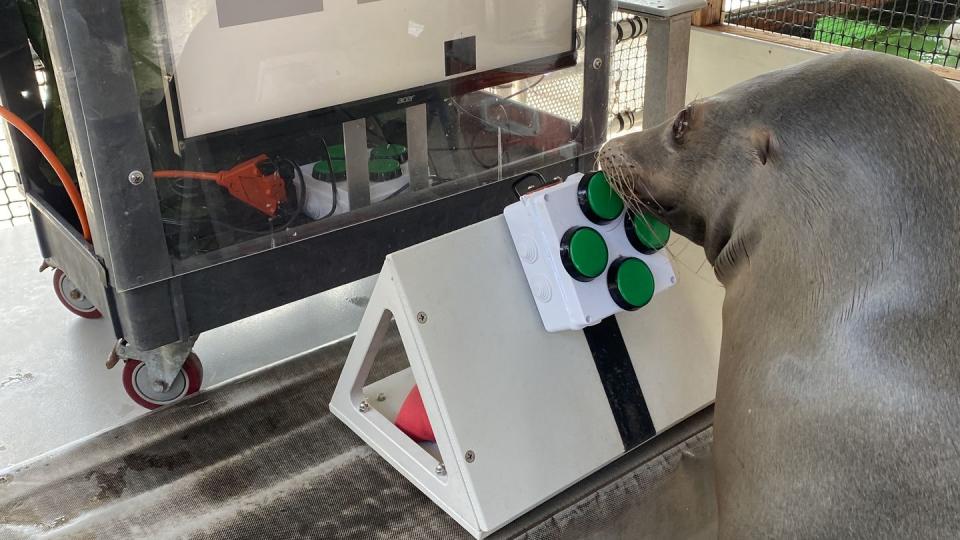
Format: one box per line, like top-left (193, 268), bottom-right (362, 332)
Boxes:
top-left (599, 127), bottom-right (711, 253)
top-left (599, 98), bottom-right (779, 254)
top-left (598, 126), bottom-right (683, 218)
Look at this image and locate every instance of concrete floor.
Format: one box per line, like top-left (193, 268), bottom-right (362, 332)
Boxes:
top-left (0, 225), bottom-right (374, 468)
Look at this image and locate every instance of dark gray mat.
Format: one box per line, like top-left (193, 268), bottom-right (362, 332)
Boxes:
top-left (0, 332), bottom-right (716, 539)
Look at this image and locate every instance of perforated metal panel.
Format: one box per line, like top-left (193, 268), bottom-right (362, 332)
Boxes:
top-left (503, 3), bottom-right (649, 130)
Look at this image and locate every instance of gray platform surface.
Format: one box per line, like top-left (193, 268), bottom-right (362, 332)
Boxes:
top-left (0, 225), bottom-right (376, 468)
top-left (0, 329), bottom-right (717, 539)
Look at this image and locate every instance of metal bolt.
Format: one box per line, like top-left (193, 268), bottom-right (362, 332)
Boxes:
top-left (592, 57), bottom-right (603, 70)
top-left (417, 312), bottom-right (428, 324)
top-left (435, 463), bottom-right (447, 476)
top-left (128, 170), bottom-right (145, 185)
top-left (358, 400), bottom-right (371, 413)
top-left (152, 382), bottom-right (166, 393)
top-left (465, 451), bottom-right (476, 463)
top-left (376, 393), bottom-right (387, 402)
top-left (69, 289), bottom-right (82, 300)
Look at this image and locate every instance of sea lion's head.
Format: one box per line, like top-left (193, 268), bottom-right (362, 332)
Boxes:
top-left (598, 93), bottom-right (775, 263)
top-left (598, 50), bottom-right (951, 280)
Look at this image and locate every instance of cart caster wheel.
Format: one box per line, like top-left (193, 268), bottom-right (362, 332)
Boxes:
top-left (52, 268), bottom-right (102, 319)
top-left (122, 353), bottom-right (203, 410)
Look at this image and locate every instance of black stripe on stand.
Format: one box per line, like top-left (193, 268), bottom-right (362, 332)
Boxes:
top-left (583, 317), bottom-right (656, 450)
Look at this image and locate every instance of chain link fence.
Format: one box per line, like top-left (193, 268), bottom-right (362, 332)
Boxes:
top-left (0, 59), bottom-right (45, 230)
top-left (0, 120), bottom-right (29, 231)
top-left (724, 0), bottom-right (960, 68)
top-left (517, 3), bottom-right (649, 132)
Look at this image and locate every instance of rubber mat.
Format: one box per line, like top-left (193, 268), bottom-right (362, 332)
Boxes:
top-left (0, 331), bottom-right (716, 539)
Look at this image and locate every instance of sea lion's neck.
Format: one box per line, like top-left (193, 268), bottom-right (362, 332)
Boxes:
top-left (699, 194), bottom-right (754, 284)
top-left (710, 178), bottom-right (929, 302)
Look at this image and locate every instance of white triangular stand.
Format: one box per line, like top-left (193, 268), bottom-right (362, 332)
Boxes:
top-left (330, 217), bottom-right (724, 539)
top-left (330, 258), bottom-right (480, 535)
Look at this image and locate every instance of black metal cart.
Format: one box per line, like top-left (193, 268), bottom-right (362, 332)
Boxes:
top-left (0, 0), bottom-right (697, 407)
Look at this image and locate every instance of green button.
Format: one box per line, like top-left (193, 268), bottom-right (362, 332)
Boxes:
top-left (610, 257), bottom-right (656, 310)
top-left (561, 227), bottom-right (609, 281)
top-left (326, 144), bottom-right (346, 161)
top-left (371, 144), bottom-right (408, 164)
top-left (628, 211), bottom-right (671, 254)
top-left (312, 159), bottom-right (346, 182)
top-left (579, 171), bottom-right (624, 224)
top-left (369, 158), bottom-right (403, 182)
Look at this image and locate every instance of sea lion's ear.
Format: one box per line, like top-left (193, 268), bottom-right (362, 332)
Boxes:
top-left (752, 129), bottom-right (777, 165)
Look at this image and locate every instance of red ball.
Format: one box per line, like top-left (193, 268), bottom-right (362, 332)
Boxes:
top-left (395, 386), bottom-right (436, 443)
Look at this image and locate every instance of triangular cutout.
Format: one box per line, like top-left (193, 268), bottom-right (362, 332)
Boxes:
top-left (330, 260), bottom-right (482, 537)
top-left (360, 311), bottom-right (438, 453)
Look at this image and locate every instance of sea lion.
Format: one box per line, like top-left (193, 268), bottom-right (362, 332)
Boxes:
top-left (598, 50), bottom-right (960, 539)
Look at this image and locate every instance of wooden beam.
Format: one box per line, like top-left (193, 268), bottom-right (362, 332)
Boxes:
top-left (692, 0), bottom-right (723, 26)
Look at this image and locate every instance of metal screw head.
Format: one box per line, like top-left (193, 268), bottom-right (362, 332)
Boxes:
top-left (358, 400), bottom-right (371, 413)
top-left (465, 451), bottom-right (476, 463)
top-left (376, 393), bottom-right (387, 402)
top-left (416, 312), bottom-right (428, 324)
top-left (128, 170), bottom-right (145, 185)
top-left (68, 289), bottom-right (82, 300)
top-left (592, 57), bottom-right (603, 70)
top-left (435, 463), bottom-right (447, 476)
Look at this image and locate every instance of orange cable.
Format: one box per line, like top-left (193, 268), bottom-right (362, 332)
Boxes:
top-left (153, 170), bottom-right (222, 182)
top-left (0, 104), bottom-right (91, 241)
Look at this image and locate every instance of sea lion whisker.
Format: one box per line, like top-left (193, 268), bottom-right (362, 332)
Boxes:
top-left (601, 149), bottom-right (719, 285)
top-left (604, 153), bottom-right (663, 214)
top-left (630, 173), bottom-right (666, 214)
top-left (608, 157), bottom-right (650, 214)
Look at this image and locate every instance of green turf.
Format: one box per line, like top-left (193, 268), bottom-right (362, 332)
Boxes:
top-left (813, 15), bottom-right (960, 68)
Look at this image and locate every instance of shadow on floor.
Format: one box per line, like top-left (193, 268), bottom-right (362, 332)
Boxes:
top-left (0, 330), bottom-right (717, 539)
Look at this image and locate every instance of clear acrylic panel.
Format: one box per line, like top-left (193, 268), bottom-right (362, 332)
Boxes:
top-left (118, 0), bottom-right (593, 271)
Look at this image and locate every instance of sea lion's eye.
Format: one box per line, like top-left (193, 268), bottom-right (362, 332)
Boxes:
top-left (673, 107), bottom-right (691, 143)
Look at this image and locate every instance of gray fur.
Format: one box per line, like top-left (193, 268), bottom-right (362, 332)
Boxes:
top-left (599, 50), bottom-right (960, 539)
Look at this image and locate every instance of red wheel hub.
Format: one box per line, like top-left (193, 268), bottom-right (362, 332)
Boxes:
top-left (122, 353), bottom-right (204, 410)
top-left (52, 268), bottom-right (102, 319)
